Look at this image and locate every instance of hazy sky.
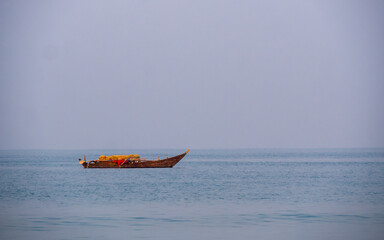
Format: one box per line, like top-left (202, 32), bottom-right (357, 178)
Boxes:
top-left (0, 0), bottom-right (383, 149)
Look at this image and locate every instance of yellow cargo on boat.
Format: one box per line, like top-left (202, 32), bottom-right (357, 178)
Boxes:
top-left (99, 154), bottom-right (141, 161)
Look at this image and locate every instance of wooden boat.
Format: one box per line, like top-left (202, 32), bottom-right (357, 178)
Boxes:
top-left (79, 149), bottom-right (189, 168)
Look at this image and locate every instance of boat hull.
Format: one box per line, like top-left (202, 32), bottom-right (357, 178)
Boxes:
top-left (81, 151), bottom-right (187, 168)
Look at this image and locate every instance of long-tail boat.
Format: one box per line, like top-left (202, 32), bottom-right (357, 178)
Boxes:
top-left (79, 149), bottom-right (189, 168)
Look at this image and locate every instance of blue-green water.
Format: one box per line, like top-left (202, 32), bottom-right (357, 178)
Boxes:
top-left (1, 149), bottom-right (384, 239)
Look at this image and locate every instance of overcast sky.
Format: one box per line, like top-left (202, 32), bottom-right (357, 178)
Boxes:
top-left (0, 0), bottom-right (383, 149)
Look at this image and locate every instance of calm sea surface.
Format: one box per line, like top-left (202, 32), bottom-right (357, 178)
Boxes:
top-left (0, 149), bottom-right (384, 240)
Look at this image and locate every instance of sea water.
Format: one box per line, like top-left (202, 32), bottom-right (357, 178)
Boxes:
top-left (0, 149), bottom-right (383, 240)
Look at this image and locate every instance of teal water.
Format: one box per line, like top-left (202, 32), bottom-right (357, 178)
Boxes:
top-left (0, 149), bottom-right (384, 239)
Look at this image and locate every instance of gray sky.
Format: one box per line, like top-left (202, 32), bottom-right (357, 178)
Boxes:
top-left (0, 0), bottom-right (383, 149)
